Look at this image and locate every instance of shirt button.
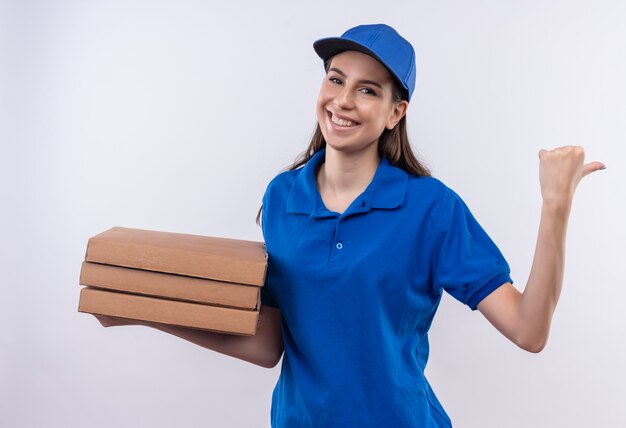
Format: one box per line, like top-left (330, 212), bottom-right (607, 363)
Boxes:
top-left (361, 201), bottom-right (365, 207)
top-left (336, 242), bottom-right (343, 250)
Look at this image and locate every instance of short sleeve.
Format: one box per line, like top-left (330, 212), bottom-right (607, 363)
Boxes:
top-left (260, 187), bottom-right (280, 309)
top-left (433, 190), bottom-right (513, 310)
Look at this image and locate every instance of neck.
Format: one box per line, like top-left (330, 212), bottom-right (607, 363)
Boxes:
top-left (317, 145), bottom-right (381, 196)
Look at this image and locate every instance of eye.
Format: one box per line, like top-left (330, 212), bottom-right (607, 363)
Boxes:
top-left (360, 87), bottom-right (377, 96)
top-left (328, 77), bottom-right (342, 85)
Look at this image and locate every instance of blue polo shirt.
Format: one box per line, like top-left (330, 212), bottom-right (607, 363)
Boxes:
top-left (260, 147), bottom-right (513, 427)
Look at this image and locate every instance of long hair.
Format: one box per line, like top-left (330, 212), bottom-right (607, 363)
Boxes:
top-left (255, 56), bottom-right (431, 227)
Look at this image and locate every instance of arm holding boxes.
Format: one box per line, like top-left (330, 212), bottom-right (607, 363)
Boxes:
top-left (79, 227), bottom-right (283, 368)
top-left (93, 305), bottom-right (284, 368)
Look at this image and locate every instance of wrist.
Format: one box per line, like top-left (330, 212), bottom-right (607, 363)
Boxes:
top-left (542, 196), bottom-right (572, 212)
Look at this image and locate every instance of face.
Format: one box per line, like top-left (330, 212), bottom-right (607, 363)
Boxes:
top-left (316, 50), bottom-right (408, 154)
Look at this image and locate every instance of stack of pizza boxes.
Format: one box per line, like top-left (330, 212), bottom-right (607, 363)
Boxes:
top-left (78, 227), bottom-right (267, 336)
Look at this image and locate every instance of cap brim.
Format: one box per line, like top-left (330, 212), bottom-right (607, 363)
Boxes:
top-left (313, 37), bottom-right (410, 100)
top-left (313, 37), bottom-right (379, 62)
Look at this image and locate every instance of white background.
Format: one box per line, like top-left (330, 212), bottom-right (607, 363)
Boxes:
top-left (1, 1), bottom-right (624, 427)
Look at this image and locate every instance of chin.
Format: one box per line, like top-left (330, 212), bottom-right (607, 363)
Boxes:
top-left (325, 139), bottom-right (376, 155)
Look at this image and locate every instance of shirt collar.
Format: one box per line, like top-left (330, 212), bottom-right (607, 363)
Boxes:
top-left (286, 147), bottom-right (409, 218)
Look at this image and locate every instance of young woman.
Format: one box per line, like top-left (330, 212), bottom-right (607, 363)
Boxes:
top-left (95, 24), bottom-right (605, 427)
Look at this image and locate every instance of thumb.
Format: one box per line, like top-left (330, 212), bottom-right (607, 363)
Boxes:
top-left (582, 161), bottom-right (606, 177)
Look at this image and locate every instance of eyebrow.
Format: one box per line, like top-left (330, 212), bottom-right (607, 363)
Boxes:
top-left (328, 67), bottom-right (384, 90)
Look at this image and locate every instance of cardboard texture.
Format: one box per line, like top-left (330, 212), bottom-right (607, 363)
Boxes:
top-left (79, 287), bottom-right (259, 335)
top-left (79, 226), bottom-right (268, 336)
top-left (85, 226), bottom-right (268, 286)
top-left (79, 261), bottom-right (260, 310)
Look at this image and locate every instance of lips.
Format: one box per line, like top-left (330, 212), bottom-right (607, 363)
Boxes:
top-left (327, 110), bottom-right (360, 128)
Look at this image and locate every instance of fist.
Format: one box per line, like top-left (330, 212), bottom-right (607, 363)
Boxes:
top-left (538, 145), bottom-right (605, 206)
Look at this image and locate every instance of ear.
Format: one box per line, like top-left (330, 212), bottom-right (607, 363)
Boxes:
top-left (385, 100), bottom-right (409, 130)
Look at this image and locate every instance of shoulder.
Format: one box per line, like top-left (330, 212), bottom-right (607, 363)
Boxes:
top-left (263, 168), bottom-right (300, 201)
top-left (405, 174), bottom-right (460, 207)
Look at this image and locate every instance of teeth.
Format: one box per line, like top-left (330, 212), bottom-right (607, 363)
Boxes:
top-left (331, 113), bottom-right (358, 127)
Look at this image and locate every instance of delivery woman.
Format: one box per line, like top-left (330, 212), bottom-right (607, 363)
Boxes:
top-left (94, 23), bottom-right (605, 427)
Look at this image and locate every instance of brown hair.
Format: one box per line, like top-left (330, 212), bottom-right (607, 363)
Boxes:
top-left (255, 56), bottom-right (431, 227)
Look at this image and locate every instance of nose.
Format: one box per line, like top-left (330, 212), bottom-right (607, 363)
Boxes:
top-left (333, 85), bottom-right (355, 110)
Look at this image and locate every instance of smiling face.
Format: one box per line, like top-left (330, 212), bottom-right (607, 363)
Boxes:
top-left (316, 50), bottom-right (408, 155)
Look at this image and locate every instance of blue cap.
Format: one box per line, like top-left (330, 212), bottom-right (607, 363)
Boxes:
top-left (313, 24), bottom-right (416, 102)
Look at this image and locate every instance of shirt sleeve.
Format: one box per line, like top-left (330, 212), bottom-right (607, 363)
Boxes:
top-left (433, 189), bottom-right (513, 311)
top-left (260, 187), bottom-right (280, 309)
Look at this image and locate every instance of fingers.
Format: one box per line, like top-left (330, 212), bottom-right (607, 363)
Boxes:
top-left (582, 161), bottom-right (607, 177)
top-left (538, 145), bottom-right (584, 159)
top-left (537, 146), bottom-right (605, 205)
top-left (92, 314), bottom-right (111, 327)
top-left (538, 147), bottom-right (605, 171)
top-left (93, 313), bottom-right (131, 328)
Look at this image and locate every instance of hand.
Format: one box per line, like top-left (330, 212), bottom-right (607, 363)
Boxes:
top-left (538, 145), bottom-right (605, 207)
top-left (93, 314), bottom-right (143, 328)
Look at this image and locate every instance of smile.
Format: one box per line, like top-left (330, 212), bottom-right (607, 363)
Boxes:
top-left (327, 110), bottom-right (360, 128)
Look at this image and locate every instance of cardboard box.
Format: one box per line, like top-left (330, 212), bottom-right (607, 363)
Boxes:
top-left (79, 261), bottom-right (260, 310)
top-left (79, 226), bottom-right (268, 335)
top-left (78, 287), bottom-right (259, 336)
top-left (84, 226), bottom-right (267, 286)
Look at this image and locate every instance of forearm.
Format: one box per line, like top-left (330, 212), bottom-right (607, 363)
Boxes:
top-left (149, 323), bottom-right (268, 366)
top-left (140, 305), bottom-right (282, 368)
top-left (517, 199), bottom-right (571, 351)
top-left (478, 146), bottom-right (603, 353)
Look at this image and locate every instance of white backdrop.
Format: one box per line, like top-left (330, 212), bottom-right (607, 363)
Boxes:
top-left (1, 1), bottom-right (624, 427)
